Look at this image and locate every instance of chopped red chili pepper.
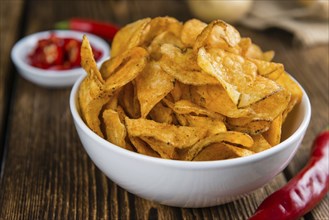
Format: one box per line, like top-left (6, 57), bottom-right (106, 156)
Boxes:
top-left (249, 127), bottom-right (329, 220)
top-left (28, 34), bottom-right (102, 70)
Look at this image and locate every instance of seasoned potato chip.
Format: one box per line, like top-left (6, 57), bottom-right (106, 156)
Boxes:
top-left (111, 18), bottom-right (151, 57)
top-left (129, 136), bottom-right (160, 157)
top-left (181, 19), bottom-right (207, 47)
top-left (184, 131), bottom-right (254, 160)
top-left (125, 118), bottom-right (208, 148)
top-left (103, 109), bottom-right (127, 148)
top-left (194, 19), bottom-right (241, 52)
top-left (275, 72), bottom-right (303, 121)
top-left (183, 115), bottom-right (227, 136)
top-left (142, 16), bottom-right (182, 47)
top-left (136, 61), bottom-right (174, 118)
top-left (249, 134), bottom-right (272, 153)
top-left (148, 31), bottom-right (184, 60)
top-left (163, 99), bottom-right (224, 120)
top-left (190, 85), bottom-right (251, 118)
top-left (262, 114), bottom-right (283, 146)
top-left (141, 137), bottom-right (178, 159)
top-left (118, 82), bottom-right (140, 119)
top-left (227, 118), bottom-right (271, 135)
top-left (193, 142), bottom-right (254, 161)
top-left (79, 36), bottom-right (108, 137)
top-left (250, 58), bottom-right (285, 80)
top-left (149, 102), bottom-right (174, 124)
top-left (104, 47), bottom-right (148, 93)
top-left (160, 44), bottom-right (219, 85)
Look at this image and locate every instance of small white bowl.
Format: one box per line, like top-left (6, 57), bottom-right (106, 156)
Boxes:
top-left (70, 75), bottom-right (311, 208)
top-left (11, 30), bottom-right (110, 88)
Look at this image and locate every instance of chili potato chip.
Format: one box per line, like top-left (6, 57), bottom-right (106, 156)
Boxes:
top-left (159, 44), bottom-right (219, 85)
top-left (194, 19), bottom-right (241, 52)
top-left (129, 136), bottom-right (160, 157)
top-left (142, 16), bottom-right (182, 47)
top-left (190, 85), bottom-right (252, 118)
top-left (193, 142), bottom-right (254, 161)
top-left (149, 102), bottom-right (174, 124)
top-left (135, 61), bottom-right (174, 118)
top-left (104, 47), bottom-right (148, 93)
top-left (141, 137), bottom-right (178, 159)
top-left (262, 114), bottom-right (283, 146)
top-left (125, 118), bottom-right (208, 148)
top-left (79, 36), bottom-right (109, 137)
top-left (111, 18), bottom-right (151, 57)
top-left (148, 31), bottom-right (184, 60)
top-left (227, 118), bottom-right (272, 135)
top-left (118, 82), bottom-right (140, 119)
top-left (249, 134), bottom-right (272, 153)
top-left (275, 72), bottom-right (303, 121)
top-left (183, 115), bottom-right (227, 136)
top-left (103, 109), bottom-right (127, 148)
top-left (181, 18), bottom-right (207, 47)
top-left (183, 131), bottom-right (254, 160)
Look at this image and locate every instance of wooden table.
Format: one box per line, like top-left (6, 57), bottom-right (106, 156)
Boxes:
top-left (1, 0), bottom-right (328, 219)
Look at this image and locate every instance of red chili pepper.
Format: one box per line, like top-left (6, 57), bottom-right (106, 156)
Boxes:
top-left (55, 18), bottom-right (120, 41)
top-left (249, 127), bottom-right (329, 220)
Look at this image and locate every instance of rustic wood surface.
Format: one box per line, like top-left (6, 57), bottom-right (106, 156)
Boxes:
top-left (0, 0), bottom-right (328, 219)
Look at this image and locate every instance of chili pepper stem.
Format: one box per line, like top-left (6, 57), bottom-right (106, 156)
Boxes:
top-left (55, 21), bottom-right (70, 30)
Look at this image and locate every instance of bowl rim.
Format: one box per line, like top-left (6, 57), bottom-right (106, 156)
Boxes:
top-left (11, 30), bottom-right (110, 78)
top-left (70, 74), bottom-right (311, 169)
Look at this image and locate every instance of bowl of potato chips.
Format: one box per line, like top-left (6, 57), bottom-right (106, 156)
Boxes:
top-left (70, 17), bottom-right (311, 207)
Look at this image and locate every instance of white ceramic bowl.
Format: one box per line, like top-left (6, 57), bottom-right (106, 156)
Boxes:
top-left (11, 30), bottom-right (110, 88)
top-left (70, 75), bottom-right (311, 208)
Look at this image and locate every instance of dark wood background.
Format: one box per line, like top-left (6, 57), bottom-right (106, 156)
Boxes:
top-left (0, 0), bottom-right (328, 219)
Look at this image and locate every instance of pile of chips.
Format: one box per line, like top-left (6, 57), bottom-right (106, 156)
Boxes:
top-left (78, 17), bottom-right (303, 161)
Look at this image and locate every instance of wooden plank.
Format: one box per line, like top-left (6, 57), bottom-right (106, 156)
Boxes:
top-left (0, 0), bottom-right (25, 164)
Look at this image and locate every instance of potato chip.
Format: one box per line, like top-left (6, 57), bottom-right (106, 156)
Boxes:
top-left (103, 109), bottom-right (127, 148)
top-left (181, 19), bottom-right (207, 47)
top-left (183, 115), bottom-right (227, 136)
top-left (159, 44), bottom-right (219, 85)
top-left (250, 58), bottom-right (285, 80)
top-left (135, 61), bottom-right (174, 118)
top-left (183, 131), bottom-right (254, 160)
top-left (111, 18), bottom-right (152, 57)
top-left (141, 137), bottom-right (178, 159)
top-left (142, 16), bottom-right (182, 47)
top-left (118, 82), bottom-right (140, 118)
top-left (125, 118), bottom-right (208, 148)
top-left (249, 134), bottom-right (272, 153)
top-left (190, 85), bottom-right (252, 118)
top-left (148, 31), bottom-right (184, 60)
top-left (79, 36), bottom-right (108, 137)
top-left (149, 101), bottom-right (174, 124)
top-left (227, 118), bottom-right (271, 135)
top-left (129, 136), bottom-right (160, 157)
top-left (193, 142), bottom-right (254, 161)
top-left (163, 99), bottom-right (224, 120)
top-left (262, 114), bottom-right (283, 146)
top-left (194, 19), bottom-right (241, 52)
top-left (275, 72), bottom-right (303, 121)
top-left (104, 47), bottom-right (148, 93)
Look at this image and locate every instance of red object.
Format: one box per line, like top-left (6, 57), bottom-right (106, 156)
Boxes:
top-left (249, 128), bottom-right (329, 220)
top-left (56, 18), bottom-right (120, 41)
top-left (28, 34), bottom-right (102, 70)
